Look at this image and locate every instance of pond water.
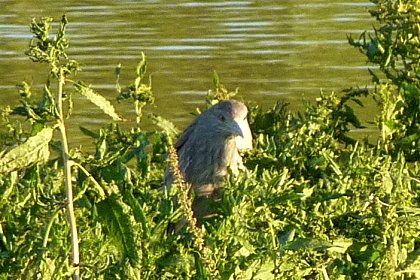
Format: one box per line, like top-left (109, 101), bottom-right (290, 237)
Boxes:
top-left (0, 0), bottom-right (375, 145)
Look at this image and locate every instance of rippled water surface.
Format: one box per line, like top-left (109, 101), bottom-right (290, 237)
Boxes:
top-left (0, 0), bottom-right (375, 144)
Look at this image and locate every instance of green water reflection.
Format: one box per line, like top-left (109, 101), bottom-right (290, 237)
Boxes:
top-left (0, 0), bottom-right (375, 145)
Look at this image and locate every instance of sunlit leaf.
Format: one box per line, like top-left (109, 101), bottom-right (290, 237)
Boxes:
top-left (329, 239), bottom-right (353, 254)
top-left (0, 127), bottom-right (53, 173)
top-left (279, 227), bottom-right (296, 246)
top-left (382, 171), bottom-right (393, 194)
top-left (136, 52), bottom-right (147, 81)
top-left (149, 113), bottom-right (180, 139)
top-left (285, 238), bottom-right (334, 251)
top-left (253, 261), bottom-right (275, 280)
top-left (75, 82), bottom-right (123, 121)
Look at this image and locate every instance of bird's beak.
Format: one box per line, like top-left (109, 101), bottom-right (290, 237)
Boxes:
top-left (234, 118), bottom-right (253, 150)
top-left (229, 120), bottom-right (244, 137)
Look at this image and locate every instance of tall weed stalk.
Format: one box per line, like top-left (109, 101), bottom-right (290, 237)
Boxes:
top-left (1, 16), bottom-right (123, 279)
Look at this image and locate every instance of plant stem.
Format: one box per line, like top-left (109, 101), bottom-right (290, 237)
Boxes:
top-left (0, 223), bottom-right (8, 251)
top-left (57, 68), bottom-right (80, 280)
top-left (135, 99), bottom-right (141, 126)
top-left (72, 161), bottom-right (106, 200)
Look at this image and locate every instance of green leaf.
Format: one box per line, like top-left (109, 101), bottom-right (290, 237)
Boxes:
top-left (343, 104), bottom-right (363, 128)
top-left (348, 242), bottom-right (384, 264)
top-left (16, 81), bottom-right (32, 98)
top-left (350, 97), bottom-right (364, 108)
top-left (75, 82), bottom-right (123, 121)
top-left (285, 238), bottom-right (335, 251)
top-left (0, 171), bottom-right (18, 209)
top-left (382, 171), bottom-right (393, 194)
top-left (253, 261), bottom-right (275, 280)
top-left (136, 52), bottom-right (147, 81)
top-left (79, 126), bottom-right (100, 139)
top-left (122, 188), bottom-right (149, 239)
top-left (149, 113), bottom-right (180, 139)
top-left (193, 251), bottom-right (207, 279)
top-left (279, 226), bottom-right (296, 246)
top-left (213, 70), bottom-right (220, 88)
top-left (96, 195), bottom-right (139, 265)
top-left (329, 239), bottom-right (353, 254)
top-left (0, 127), bottom-right (53, 173)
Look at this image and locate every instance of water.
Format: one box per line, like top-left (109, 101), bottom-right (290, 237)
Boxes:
top-left (0, 0), bottom-right (375, 145)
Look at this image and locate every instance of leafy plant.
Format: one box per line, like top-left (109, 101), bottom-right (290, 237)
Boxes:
top-left (1, 15), bottom-right (124, 280)
top-left (348, 0), bottom-right (420, 159)
top-left (206, 70), bottom-right (239, 106)
top-left (0, 3), bottom-right (419, 279)
top-left (116, 52), bottom-right (153, 126)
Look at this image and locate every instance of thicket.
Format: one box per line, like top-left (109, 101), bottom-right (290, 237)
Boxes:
top-left (0, 0), bottom-right (419, 279)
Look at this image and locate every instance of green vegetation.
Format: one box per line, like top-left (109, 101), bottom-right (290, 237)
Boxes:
top-left (349, 0), bottom-right (420, 160)
top-left (0, 1), bottom-right (419, 279)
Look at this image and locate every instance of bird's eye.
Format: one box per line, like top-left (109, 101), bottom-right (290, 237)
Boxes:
top-left (219, 115), bottom-right (226, 122)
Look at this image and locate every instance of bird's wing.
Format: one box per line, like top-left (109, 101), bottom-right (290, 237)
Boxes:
top-left (175, 123), bottom-right (195, 151)
top-left (164, 124), bottom-right (195, 189)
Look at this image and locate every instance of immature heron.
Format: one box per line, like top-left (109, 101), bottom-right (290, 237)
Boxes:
top-left (165, 100), bottom-right (252, 219)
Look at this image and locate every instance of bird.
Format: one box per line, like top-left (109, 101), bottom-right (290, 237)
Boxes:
top-left (165, 99), bottom-right (253, 222)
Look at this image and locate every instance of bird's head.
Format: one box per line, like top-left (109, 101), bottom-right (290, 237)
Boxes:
top-left (199, 100), bottom-right (253, 150)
